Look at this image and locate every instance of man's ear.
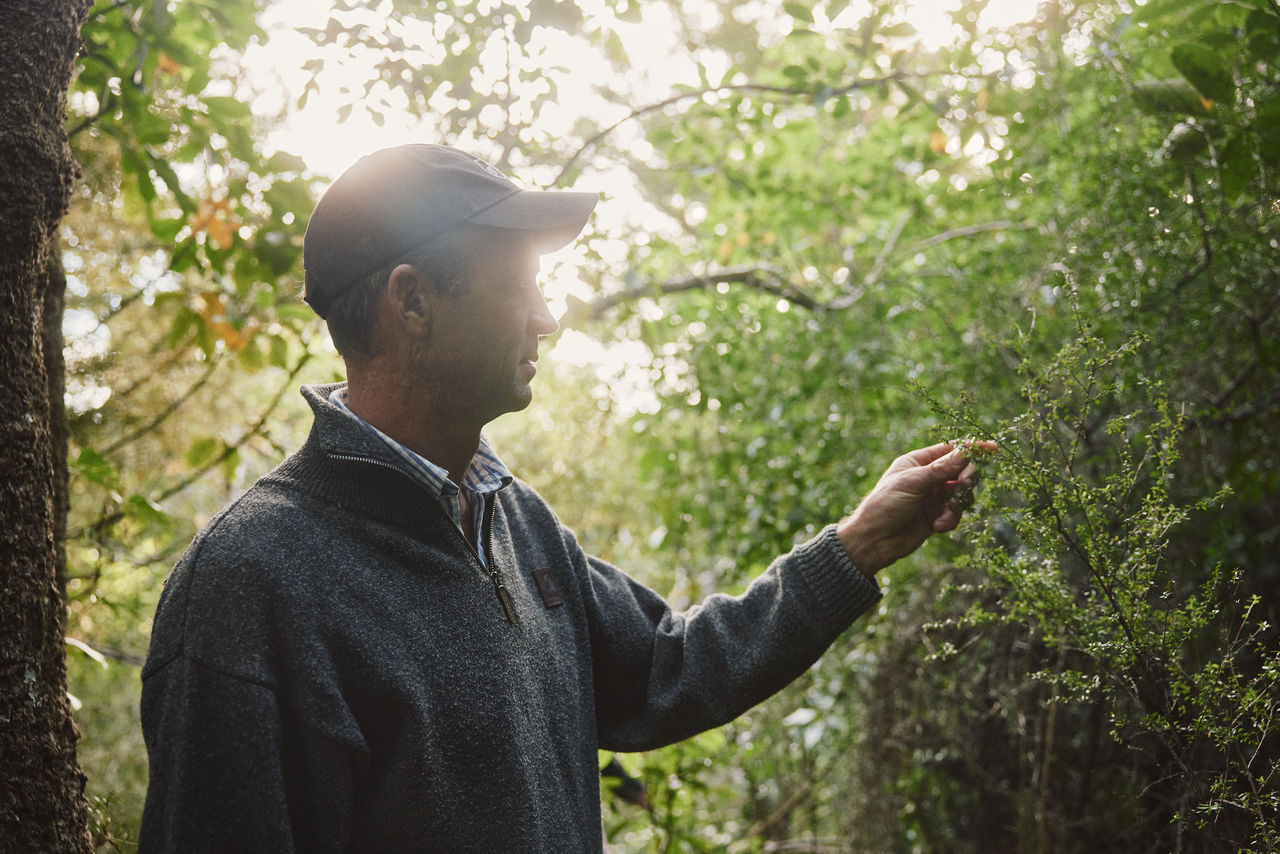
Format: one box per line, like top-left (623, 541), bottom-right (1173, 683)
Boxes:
top-left (386, 263), bottom-right (432, 337)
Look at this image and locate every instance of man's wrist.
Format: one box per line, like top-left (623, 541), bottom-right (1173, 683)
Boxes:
top-left (835, 514), bottom-right (887, 580)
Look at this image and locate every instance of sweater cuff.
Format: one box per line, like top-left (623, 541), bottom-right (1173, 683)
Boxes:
top-left (793, 524), bottom-right (883, 629)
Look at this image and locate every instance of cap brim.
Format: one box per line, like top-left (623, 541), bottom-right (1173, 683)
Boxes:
top-left (466, 189), bottom-right (598, 252)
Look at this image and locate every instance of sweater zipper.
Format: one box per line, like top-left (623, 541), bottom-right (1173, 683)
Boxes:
top-left (329, 450), bottom-right (518, 625)
top-left (483, 496), bottom-right (518, 624)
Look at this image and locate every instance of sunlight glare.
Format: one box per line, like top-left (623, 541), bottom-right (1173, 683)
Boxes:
top-left (243, 0), bottom-right (1047, 392)
top-left (844, 0), bottom-right (1045, 50)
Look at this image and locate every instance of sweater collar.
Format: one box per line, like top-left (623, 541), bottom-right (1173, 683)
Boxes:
top-left (276, 383), bottom-right (461, 529)
top-left (324, 385), bottom-right (512, 497)
top-left (299, 382), bottom-right (406, 468)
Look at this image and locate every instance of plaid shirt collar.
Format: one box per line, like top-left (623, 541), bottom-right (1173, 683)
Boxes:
top-left (327, 386), bottom-right (513, 500)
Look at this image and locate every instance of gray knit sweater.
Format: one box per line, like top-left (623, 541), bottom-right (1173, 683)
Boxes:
top-left (139, 384), bottom-right (881, 853)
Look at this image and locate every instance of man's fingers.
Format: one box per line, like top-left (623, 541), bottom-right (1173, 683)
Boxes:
top-left (940, 466), bottom-right (982, 512)
top-left (892, 442), bottom-right (955, 472)
top-left (893, 440), bottom-right (998, 477)
top-left (929, 447), bottom-right (968, 479)
top-left (932, 506), bottom-right (961, 532)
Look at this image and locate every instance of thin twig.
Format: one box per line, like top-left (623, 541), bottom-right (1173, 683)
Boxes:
top-left (67, 91), bottom-right (117, 139)
top-left (110, 343), bottom-right (195, 402)
top-left (912, 219), bottom-right (1022, 251)
top-left (86, 0), bottom-right (133, 24)
top-left (863, 211), bottom-right (911, 289)
top-left (549, 74), bottom-right (905, 187)
top-left (148, 352), bottom-right (312, 506)
top-left (563, 264), bottom-right (821, 327)
top-left (573, 215), bottom-right (1024, 322)
top-left (99, 355), bottom-right (221, 456)
top-left (95, 286), bottom-right (148, 324)
top-left (73, 352), bottom-right (312, 537)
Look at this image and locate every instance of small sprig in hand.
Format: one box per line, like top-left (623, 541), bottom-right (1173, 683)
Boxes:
top-left (942, 436), bottom-right (997, 512)
top-left (837, 440), bottom-right (998, 577)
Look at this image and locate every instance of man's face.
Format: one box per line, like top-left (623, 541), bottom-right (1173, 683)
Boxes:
top-left (421, 235), bottom-right (558, 425)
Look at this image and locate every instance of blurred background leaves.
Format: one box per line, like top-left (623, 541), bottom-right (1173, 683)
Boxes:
top-left (62, 0), bottom-right (1278, 850)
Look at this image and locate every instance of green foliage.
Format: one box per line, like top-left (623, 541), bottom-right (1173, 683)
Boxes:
top-left (914, 306), bottom-right (1279, 848)
top-left (64, 2), bottom-right (336, 846)
top-left (831, 2), bottom-right (1278, 849)
top-left (61, 0), bottom-right (1279, 850)
top-left (581, 0), bottom-right (1279, 850)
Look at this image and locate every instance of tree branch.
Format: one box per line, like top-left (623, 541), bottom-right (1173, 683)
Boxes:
top-left (109, 343), bottom-right (194, 402)
top-left (98, 354), bottom-right (220, 456)
top-left (66, 90), bottom-right (116, 139)
top-left (66, 636), bottom-right (143, 668)
top-left (561, 264), bottom-right (822, 328)
top-left (566, 219), bottom-right (1025, 325)
top-left (743, 781), bottom-right (813, 840)
top-left (549, 73), bottom-right (906, 187)
top-left (94, 285), bottom-right (148, 324)
top-left (74, 352), bottom-right (312, 537)
top-left (149, 352), bottom-right (313, 504)
top-left (912, 219), bottom-right (1021, 251)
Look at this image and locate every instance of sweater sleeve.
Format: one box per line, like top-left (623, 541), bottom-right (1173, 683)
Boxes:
top-left (575, 524), bottom-right (882, 752)
top-left (139, 655), bottom-right (359, 854)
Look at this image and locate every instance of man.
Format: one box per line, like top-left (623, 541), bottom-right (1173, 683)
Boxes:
top-left (139, 144), bottom-right (988, 852)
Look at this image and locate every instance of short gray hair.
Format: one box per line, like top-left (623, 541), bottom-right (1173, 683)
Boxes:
top-left (319, 225), bottom-right (494, 359)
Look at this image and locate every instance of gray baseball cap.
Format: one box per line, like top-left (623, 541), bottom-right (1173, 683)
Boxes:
top-left (302, 144), bottom-right (597, 318)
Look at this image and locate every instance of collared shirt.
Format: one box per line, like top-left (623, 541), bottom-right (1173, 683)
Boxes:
top-left (328, 387), bottom-right (512, 566)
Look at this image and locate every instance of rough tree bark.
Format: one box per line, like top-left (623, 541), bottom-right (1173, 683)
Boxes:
top-left (0, 2), bottom-right (94, 852)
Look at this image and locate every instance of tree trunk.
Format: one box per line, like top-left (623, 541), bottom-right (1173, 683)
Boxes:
top-left (0, 2), bottom-right (94, 852)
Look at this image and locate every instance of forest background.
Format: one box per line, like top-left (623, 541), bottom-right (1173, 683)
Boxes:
top-left (9, 0), bottom-right (1278, 850)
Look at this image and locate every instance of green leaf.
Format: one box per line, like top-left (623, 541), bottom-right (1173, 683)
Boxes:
top-left (149, 217), bottom-right (185, 242)
top-left (202, 95), bottom-right (252, 123)
top-left (268, 333), bottom-right (291, 369)
top-left (185, 64), bottom-right (212, 96)
top-left (1255, 93), bottom-right (1280, 162)
top-left (274, 301), bottom-right (318, 323)
top-left (75, 447), bottom-right (118, 490)
top-left (1133, 0), bottom-right (1212, 24)
top-left (878, 21), bottom-right (918, 38)
top-left (194, 312), bottom-right (215, 355)
top-left (170, 239), bottom-right (200, 274)
top-left (603, 29), bottom-right (629, 65)
top-left (1159, 121), bottom-right (1209, 163)
top-left (125, 494), bottom-right (171, 528)
top-left (1170, 43), bottom-right (1235, 103)
top-left (120, 145), bottom-right (157, 206)
top-left (238, 339), bottom-right (266, 370)
top-left (1132, 78), bottom-right (1212, 116)
top-left (221, 447), bottom-right (241, 482)
top-left (784, 2), bottom-right (814, 24)
top-left (266, 151), bottom-right (307, 173)
top-left (783, 64), bottom-right (810, 85)
top-left (616, 0), bottom-right (642, 23)
top-left (1246, 9), bottom-right (1280, 60)
top-left (184, 437), bottom-right (221, 468)
top-left (149, 156), bottom-right (195, 214)
top-left (1217, 135), bottom-right (1252, 200)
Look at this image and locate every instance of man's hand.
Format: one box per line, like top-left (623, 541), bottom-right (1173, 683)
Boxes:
top-left (836, 441), bottom-right (996, 579)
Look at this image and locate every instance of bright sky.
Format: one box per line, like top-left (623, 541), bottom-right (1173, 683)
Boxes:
top-left (238, 0), bottom-right (1043, 399)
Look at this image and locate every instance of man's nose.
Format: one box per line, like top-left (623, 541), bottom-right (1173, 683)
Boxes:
top-left (529, 285), bottom-right (559, 337)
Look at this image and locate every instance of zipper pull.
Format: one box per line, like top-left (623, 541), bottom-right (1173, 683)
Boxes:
top-left (491, 572), bottom-right (518, 624)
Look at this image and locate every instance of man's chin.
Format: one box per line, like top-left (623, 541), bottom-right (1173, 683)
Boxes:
top-left (498, 385), bottom-right (535, 417)
top-left (513, 385), bottom-right (535, 412)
